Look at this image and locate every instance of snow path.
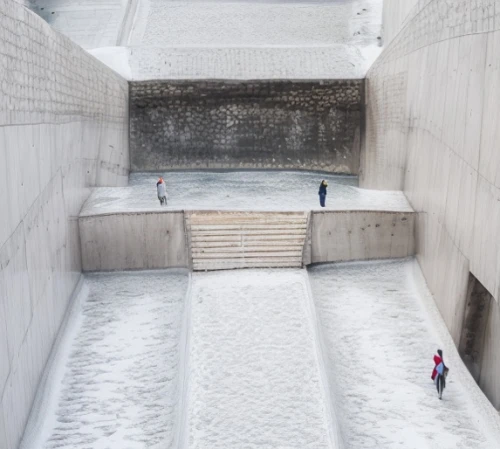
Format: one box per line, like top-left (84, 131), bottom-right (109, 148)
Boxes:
top-left (308, 259), bottom-right (500, 449)
top-left (186, 270), bottom-right (337, 449)
top-left (20, 271), bottom-right (189, 449)
top-left (80, 171), bottom-right (412, 216)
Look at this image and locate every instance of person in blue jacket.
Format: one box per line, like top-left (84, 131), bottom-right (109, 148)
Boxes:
top-left (318, 180), bottom-right (328, 207)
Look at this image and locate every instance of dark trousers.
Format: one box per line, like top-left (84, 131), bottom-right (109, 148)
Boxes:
top-left (319, 193), bottom-right (326, 207)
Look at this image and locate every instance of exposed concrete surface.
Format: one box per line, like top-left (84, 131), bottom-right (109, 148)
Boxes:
top-left (79, 212), bottom-right (188, 271)
top-left (308, 210), bottom-right (415, 264)
top-left (78, 210), bottom-right (414, 272)
top-left (130, 80), bottom-right (363, 173)
top-left (361, 0), bottom-right (500, 408)
top-left (0, 1), bottom-right (129, 447)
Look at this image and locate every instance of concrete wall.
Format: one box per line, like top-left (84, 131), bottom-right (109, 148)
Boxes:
top-left (382, 0), bottom-right (420, 45)
top-left (306, 211), bottom-right (415, 264)
top-left (79, 209), bottom-right (414, 272)
top-left (0, 1), bottom-right (129, 447)
top-left (361, 0), bottom-right (500, 408)
top-left (79, 212), bottom-right (188, 271)
top-left (130, 80), bottom-right (363, 173)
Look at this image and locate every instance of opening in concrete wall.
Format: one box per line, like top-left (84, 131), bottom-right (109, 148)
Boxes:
top-left (459, 273), bottom-right (493, 384)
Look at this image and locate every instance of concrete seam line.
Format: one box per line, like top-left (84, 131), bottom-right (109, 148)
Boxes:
top-left (173, 272), bottom-right (193, 449)
top-left (301, 268), bottom-right (345, 449)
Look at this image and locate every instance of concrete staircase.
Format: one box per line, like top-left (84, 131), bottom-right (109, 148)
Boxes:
top-left (186, 211), bottom-right (309, 271)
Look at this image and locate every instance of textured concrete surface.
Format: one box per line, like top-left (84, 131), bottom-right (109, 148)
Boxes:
top-left (0, 1), bottom-right (129, 447)
top-left (361, 0), bottom-right (500, 408)
top-left (79, 212), bottom-right (188, 271)
top-left (130, 80), bottom-right (363, 173)
top-left (78, 209), bottom-right (414, 272)
top-left (307, 210), bottom-right (415, 264)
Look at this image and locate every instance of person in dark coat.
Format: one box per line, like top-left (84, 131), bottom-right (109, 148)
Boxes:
top-left (318, 180), bottom-right (328, 207)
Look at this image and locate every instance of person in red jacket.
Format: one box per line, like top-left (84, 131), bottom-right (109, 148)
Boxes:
top-left (432, 349), bottom-right (448, 399)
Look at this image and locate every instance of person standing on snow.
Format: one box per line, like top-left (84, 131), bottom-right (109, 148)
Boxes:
top-left (318, 180), bottom-right (328, 207)
top-left (157, 176), bottom-right (167, 206)
top-left (431, 349), bottom-right (448, 399)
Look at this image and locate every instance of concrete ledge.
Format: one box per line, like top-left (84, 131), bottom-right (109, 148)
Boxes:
top-left (79, 209), bottom-right (415, 271)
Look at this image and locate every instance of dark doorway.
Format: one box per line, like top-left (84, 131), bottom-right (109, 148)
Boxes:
top-left (458, 273), bottom-right (493, 383)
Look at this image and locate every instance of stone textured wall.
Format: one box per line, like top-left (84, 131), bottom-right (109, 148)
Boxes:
top-left (130, 80), bottom-right (363, 173)
top-left (0, 1), bottom-right (129, 448)
top-left (361, 0), bottom-right (500, 409)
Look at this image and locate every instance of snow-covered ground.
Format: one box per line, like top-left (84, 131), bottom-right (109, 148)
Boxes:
top-left (20, 270), bottom-right (189, 449)
top-left (31, 0), bottom-right (383, 79)
top-left (29, 0), bottom-right (128, 49)
top-left (18, 260), bottom-right (500, 448)
top-left (309, 259), bottom-right (500, 449)
top-left (185, 269), bottom-right (338, 448)
top-left (80, 171), bottom-right (413, 216)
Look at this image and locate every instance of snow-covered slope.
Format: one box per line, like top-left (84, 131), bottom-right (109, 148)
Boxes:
top-left (33, 0), bottom-right (383, 79)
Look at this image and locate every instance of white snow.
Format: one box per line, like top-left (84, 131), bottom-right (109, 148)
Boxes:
top-left (88, 47), bottom-right (132, 79)
top-left (80, 171), bottom-right (413, 216)
top-left (123, 0), bottom-right (383, 79)
top-left (18, 260), bottom-right (500, 448)
top-left (33, 0), bottom-right (383, 79)
top-left (20, 270), bottom-right (189, 449)
top-left (308, 259), bottom-right (500, 449)
top-left (185, 269), bottom-right (337, 448)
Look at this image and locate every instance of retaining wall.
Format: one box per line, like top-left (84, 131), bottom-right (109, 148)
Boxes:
top-left (130, 80), bottom-right (363, 173)
top-left (361, 0), bottom-right (500, 408)
top-left (0, 1), bottom-right (129, 447)
top-left (79, 210), bottom-right (415, 272)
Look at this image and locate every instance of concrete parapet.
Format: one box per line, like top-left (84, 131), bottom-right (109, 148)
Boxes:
top-left (79, 209), bottom-right (415, 272)
top-left (305, 210), bottom-right (415, 264)
top-left (79, 212), bottom-right (188, 272)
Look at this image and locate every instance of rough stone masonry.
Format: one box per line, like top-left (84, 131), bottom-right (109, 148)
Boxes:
top-left (130, 80), bottom-right (363, 173)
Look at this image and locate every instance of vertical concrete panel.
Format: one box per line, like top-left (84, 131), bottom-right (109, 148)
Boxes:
top-left (0, 225), bottom-right (31, 367)
top-left (0, 285), bottom-right (10, 396)
top-left (480, 297), bottom-right (500, 409)
top-left (365, 0), bottom-right (500, 404)
top-left (0, 0), bottom-right (130, 445)
top-left (471, 178), bottom-right (500, 298)
top-left (480, 30), bottom-right (500, 189)
top-left (310, 211), bottom-right (415, 263)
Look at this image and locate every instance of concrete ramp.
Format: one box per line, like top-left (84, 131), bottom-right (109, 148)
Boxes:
top-left (186, 211), bottom-right (308, 271)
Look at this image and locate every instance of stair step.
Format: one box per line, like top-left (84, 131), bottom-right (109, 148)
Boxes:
top-left (193, 251), bottom-right (303, 259)
top-left (192, 245), bottom-right (304, 252)
top-left (191, 229), bottom-right (307, 236)
top-left (190, 224), bottom-right (307, 231)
